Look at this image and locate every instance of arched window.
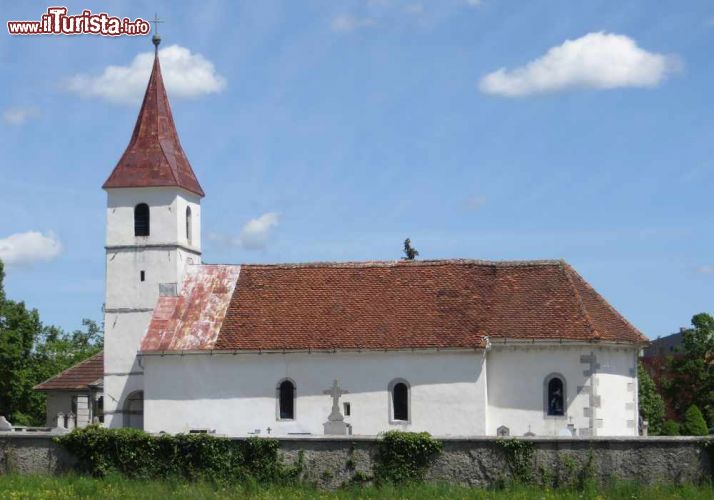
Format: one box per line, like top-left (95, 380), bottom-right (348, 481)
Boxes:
top-left (124, 391), bottom-right (144, 429)
top-left (277, 379), bottom-right (295, 420)
top-left (134, 203), bottom-right (150, 236)
top-left (545, 374), bottom-right (566, 417)
top-left (185, 206), bottom-right (192, 243)
top-left (389, 379), bottom-right (410, 422)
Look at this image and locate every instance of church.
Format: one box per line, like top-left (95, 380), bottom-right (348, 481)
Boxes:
top-left (38, 36), bottom-right (647, 438)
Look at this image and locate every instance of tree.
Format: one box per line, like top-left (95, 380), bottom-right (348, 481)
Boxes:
top-left (638, 362), bottom-right (665, 435)
top-left (402, 238), bottom-right (419, 260)
top-left (25, 319), bottom-right (103, 424)
top-left (0, 258), bottom-right (103, 425)
top-left (661, 420), bottom-right (680, 436)
top-left (0, 259), bottom-right (43, 424)
top-left (681, 405), bottom-right (709, 436)
top-left (665, 313), bottom-right (714, 426)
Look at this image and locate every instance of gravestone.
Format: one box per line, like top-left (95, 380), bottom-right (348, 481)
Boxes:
top-left (0, 416), bottom-right (12, 431)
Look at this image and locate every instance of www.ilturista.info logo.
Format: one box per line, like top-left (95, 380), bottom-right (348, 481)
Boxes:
top-left (7, 7), bottom-right (150, 36)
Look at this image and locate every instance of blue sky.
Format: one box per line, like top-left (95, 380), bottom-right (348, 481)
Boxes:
top-left (1, 0), bottom-right (713, 338)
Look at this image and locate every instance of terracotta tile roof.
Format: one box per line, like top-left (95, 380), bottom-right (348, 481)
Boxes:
top-left (139, 259), bottom-right (646, 354)
top-left (102, 52), bottom-right (204, 197)
top-left (141, 265), bottom-right (241, 352)
top-left (33, 352), bottom-right (104, 391)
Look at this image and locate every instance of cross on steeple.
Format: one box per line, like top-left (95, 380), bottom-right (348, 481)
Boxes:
top-left (151, 13), bottom-right (163, 52)
top-left (151, 13), bottom-right (163, 35)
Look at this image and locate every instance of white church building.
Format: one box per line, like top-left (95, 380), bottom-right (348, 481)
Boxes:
top-left (42, 37), bottom-right (648, 438)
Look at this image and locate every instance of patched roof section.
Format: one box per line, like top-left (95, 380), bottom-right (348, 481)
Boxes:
top-left (102, 52), bottom-right (204, 197)
top-left (34, 352), bottom-right (104, 391)
top-left (140, 259), bottom-right (645, 353)
top-left (140, 265), bottom-right (241, 352)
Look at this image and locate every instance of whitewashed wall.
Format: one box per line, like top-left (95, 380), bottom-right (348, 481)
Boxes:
top-left (105, 187), bottom-right (201, 251)
top-left (143, 350), bottom-right (488, 437)
top-left (44, 392), bottom-right (94, 428)
top-left (103, 187), bottom-right (201, 428)
top-left (486, 344), bottom-right (639, 437)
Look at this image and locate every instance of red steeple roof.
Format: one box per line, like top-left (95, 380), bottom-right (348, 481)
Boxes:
top-left (102, 49), bottom-right (204, 197)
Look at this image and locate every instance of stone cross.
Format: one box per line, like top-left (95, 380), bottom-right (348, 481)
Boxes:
top-left (323, 379), bottom-right (348, 422)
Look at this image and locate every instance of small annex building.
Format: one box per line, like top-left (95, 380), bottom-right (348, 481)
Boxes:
top-left (38, 36), bottom-right (648, 438)
top-left (33, 352), bottom-right (104, 430)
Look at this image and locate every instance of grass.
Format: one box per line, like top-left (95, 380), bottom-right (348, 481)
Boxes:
top-left (0, 475), bottom-right (712, 499)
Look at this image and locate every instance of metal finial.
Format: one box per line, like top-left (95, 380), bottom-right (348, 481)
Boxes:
top-left (150, 13), bottom-right (163, 53)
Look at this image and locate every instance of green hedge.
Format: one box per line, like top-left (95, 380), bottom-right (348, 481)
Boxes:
top-left (374, 431), bottom-right (443, 483)
top-left (54, 426), bottom-right (301, 485)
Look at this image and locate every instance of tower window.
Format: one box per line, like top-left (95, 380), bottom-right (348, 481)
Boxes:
top-left (140, 271), bottom-right (145, 282)
top-left (186, 206), bottom-right (192, 243)
top-left (277, 379), bottom-right (295, 420)
top-left (134, 203), bottom-right (150, 236)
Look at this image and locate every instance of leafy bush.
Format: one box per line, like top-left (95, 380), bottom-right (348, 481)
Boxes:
top-left (638, 362), bottom-right (665, 435)
top-left (54, 426), bottom-right (301, 484)
top-left (374, 431), bottom-right (443, 483)
top-left (496, 438), bottom-right (535, 485)
top-left (661, 420), bottom-right (680, 436)
top-left (681, 405), bottom-right (708, 436)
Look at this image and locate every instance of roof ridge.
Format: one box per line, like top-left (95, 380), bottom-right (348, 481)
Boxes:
top-left (560, 262), bottom-right (601, 340)
top-left (563, 263), bottom-right (647, 343)
top-left (227, 259), bottom-right (566, 269)
top-left (152, 56), bottom-right (181, 188)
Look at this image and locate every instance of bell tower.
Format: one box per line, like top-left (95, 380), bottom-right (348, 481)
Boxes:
top-left (102, 34), bottom-right (204, 428)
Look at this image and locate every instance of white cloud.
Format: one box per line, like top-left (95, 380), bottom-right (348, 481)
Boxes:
top-left (208, 212), bottom-right (280, 251)
top-left (239, 212), bottom-right (280, 250)
top-left (331, 14), bottom-right (377, 33)
top-left (0, 231), bottom-right (62, 266)
top-left (3, 107), bottom-right (39, 125)
top-left (696, 265), bottom-right (714, 274)
top-left (479, 32), bottom-right (679, 97)
top-left (65, 45), bottom-right (226, 105)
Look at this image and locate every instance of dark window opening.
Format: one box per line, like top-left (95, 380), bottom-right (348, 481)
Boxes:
top-left (279, 380), bottom-right (295, 420)
top-left (343, 402), bottom-right (351, 416)
top-left (140, 270), bottom-right (145, 282)
top-left (134, 203), bottom-right (150, 236)
top-left (392, 382), bottom-right (408, 421)
top-left (547, 377), bottom-right (565, 416)
top-left (94, 396), bottom-right (104, 423)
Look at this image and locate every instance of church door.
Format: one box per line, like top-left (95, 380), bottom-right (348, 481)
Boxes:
top-left (124, 391), bottom-right (144, 429)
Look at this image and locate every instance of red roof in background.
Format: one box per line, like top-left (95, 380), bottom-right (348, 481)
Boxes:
top-left (33, 352), bottom-right (104, 391)
top-left (140, 260), bottom-right (646, 354)
top-left (102, 51), bottom-right (204, 197)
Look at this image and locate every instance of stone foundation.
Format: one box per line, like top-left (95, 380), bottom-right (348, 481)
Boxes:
top-left (1, 434), bottom-right (710, 489)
